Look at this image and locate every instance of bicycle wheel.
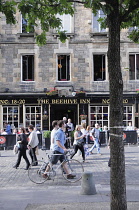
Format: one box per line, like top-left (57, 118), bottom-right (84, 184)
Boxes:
top-left (28, 160), bottom-right (49, 184)
top-left (62, 159), bottom-right (84, 183)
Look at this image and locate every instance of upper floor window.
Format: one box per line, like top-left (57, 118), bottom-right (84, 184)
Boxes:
top-left (92, 10), bottom-right (106, 33)
top-left (56, 14), bottom-right (72, 33)
top-left (93, 54), bottom-right (106, 81)
top-left (22, 55), bottom-right (34, 81)
top-left (57, 55), bottom-right (70, 81)
top-left (129, 53), bottom-right (139, 80)
top-left (21, 15), bottom-right (34, 33)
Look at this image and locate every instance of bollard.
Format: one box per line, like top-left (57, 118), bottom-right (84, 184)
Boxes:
top-left (80, 171), bottom-right (97, 195)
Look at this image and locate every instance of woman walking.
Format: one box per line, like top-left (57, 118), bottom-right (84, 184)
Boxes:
top-left (70, 125), bottom-right (85, 162)
top-left (13, 127), bottom-right (30, 170)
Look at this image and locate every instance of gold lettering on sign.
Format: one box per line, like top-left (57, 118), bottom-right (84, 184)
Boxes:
top-left (102, 99), bottom-right (128, 104)
top-left (52, 99), bottom-right (78, 104)
top-left (0, 100), bottom-right (10, 105)
top-left (102, 99), bottom-right (110, 104)
top-left (37, 99), bottom-right (49, 104)
top-left (80, 99), bottom-right (90, 104)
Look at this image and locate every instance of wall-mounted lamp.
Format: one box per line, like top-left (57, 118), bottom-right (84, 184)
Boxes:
top-left (72, 92), bottom-right (76, 97)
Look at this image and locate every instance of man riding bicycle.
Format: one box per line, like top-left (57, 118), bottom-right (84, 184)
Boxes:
top-left (43, 120), bottom-right (76, 179)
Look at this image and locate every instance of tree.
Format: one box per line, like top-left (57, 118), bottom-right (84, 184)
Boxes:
top-left (1, 0), bottom-right (139, 209)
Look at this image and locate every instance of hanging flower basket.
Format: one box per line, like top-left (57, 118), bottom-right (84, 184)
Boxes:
top-left (136, 89), bottom-right (139, 93)
top-left (80, 114), bottom-right (87, 119)
top-left (46, 88), bottom-right (58, 96)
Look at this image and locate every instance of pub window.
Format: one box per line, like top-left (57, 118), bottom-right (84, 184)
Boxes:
top-left (57, 55), bottom-right (70, 81)
top-left (90, 106), bottom-right (109, 129)
top-left (123, 106), bottom-right (133, 127)
top-left (129, 53), bottom-right (139, 80)
top-left (56, 14), bottom-right (72, 33)
top-left (21, 14), bottom-right (34, 33)
top-left (3, 106), bottom-right (19, 129)
top-left (93, 54), bottom-right (106, 81)
top-left (92, 10), bottom-right (106, 33)
top-left (22, 55), bottom-right (34, 81)
top-left (25, 106), bottom-right (41, 130)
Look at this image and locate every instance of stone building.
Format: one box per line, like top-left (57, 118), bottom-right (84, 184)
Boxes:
top-left (0, 4), bottom-right (139, 131)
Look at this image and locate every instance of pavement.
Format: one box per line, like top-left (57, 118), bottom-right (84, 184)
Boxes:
top-left (0, 145), bottom-right (139, 210)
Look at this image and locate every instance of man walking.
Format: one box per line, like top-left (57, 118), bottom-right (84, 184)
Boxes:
top-left (89, 123), bottom-right (101, 155)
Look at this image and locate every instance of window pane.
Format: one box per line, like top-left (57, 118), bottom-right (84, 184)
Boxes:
top-left (136, 54), bottom-right (139, 79)
top-left (129, 54), bottom-right (135, 80)
top-left (22, 55), bottom-right (34, 81)
top-left (92, 10), bottom-right (106, 32)
top-left (93, 55), bottom-right (106, 81)
top-left (58, 55), bottom-right (70, 81)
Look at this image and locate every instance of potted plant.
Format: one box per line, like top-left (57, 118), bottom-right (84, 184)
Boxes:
top-left (80, 114), bottom-right (87, 120)
top-left (42, 130), bottom-right (51, 150)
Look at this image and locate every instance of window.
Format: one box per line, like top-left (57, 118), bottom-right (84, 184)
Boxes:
top-left (3, 106), bottom-right (19, 129)
top-left (22, 55), bottom-right (34, 81)
top-left (90, 106), bottom-right (109, 129)
top-left (93, 54), bottom-right (106, 81)
top-left (92, 10), bottom-right (106, 33)
top-left (129, 54), bottom-right (139, 80)
top-left (21, 15), bottom-right (34, 33)
top-left (56, 14), bottom-right (72, 33)
top-left (57, 55), bottom-right (70, 81)
top-left (25, 106), bottom-right (41, 130)
top-left (123, 106), bottom-right (133, 127)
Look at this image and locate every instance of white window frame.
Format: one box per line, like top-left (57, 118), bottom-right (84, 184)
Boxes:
top-left (93, 53), bottom-right (108, 81)
top-left (21, 54), bottom-right (35, 82)
top-left (3, 106), bottom-right (19, 129)
top-left (24, 105), bottom-right (42, 130)
top-left (92, 10), bottom-right (106, 33)
top-left (57, 54), bottom-right (71, 82)
top-left (129, 53), bottom-right (139, 80)
top-left (56, 14), bottom-right (74, 33)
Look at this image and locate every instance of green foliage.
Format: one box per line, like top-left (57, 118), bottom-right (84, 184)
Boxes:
top-left (128, 29), bottom-right (139, 43)
top-left (43, 130), bottom-right (51, 138)
top-left (0, 0), bottom-right (17, 24)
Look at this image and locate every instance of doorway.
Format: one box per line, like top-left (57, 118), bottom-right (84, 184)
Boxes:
top-left (50, 104), bottom-right (77, 129)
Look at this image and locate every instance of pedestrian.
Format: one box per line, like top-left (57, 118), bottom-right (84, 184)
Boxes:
top-left (42, 120), bottom-right (76, 179)
top-left (27, 124), bottom-right (39, 166)
top-left (4, 122), bottom-right (11, 134)
top-left (13, 127), bottom-right (30, 170)
top-left (50, 120), bottom-right (58, 151)
top-left (89, 123), bottom-right (101, 155)
top-left (70, 125), bottom-right (85, 162)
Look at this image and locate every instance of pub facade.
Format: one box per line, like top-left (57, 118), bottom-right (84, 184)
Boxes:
top-left (0, 4), bottom-right (139, 131)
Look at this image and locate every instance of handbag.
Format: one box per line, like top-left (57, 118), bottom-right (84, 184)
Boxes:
top-left (77, 138), bottom-right (85, 146)
top-left (13, 144), bottom-right (18, 155)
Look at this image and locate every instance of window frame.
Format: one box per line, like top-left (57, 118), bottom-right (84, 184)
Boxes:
top-left (21, 54), bottom-right (35, 82)
top-left (93, 53), bottom-right (107, 81)
top-left (57, 54), bottom-right (71, 82)
top-left (92, 10), bottom-right (106, 33)
top-left (129, 53), bottom-right (139, 80)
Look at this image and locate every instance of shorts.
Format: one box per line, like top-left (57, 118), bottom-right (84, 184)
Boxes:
top-left (51, 150), bottom-right (65, 164)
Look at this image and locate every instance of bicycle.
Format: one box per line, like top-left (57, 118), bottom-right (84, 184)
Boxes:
top-left (28, 150), bottom-right (84, 184)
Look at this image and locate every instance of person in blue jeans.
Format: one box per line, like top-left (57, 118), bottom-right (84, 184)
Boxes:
top-left (89, 123), bottom-right (101, 155)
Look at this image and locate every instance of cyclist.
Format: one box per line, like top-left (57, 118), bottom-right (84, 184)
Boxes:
top-left (43, 120), bottom-right (76, 179)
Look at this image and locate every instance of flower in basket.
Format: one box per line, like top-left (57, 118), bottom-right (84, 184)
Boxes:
top-left (136, 89), bottom-right (139, 93)
top-left (80, 114), bottom-right (87, 119)
top-left (46, 88), bottom-right (58, 96)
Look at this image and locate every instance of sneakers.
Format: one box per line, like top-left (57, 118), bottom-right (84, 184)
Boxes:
top-left (42, 173), bottom-right (51, 180)
top-left (67, 174), bottom-right (76, 179)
